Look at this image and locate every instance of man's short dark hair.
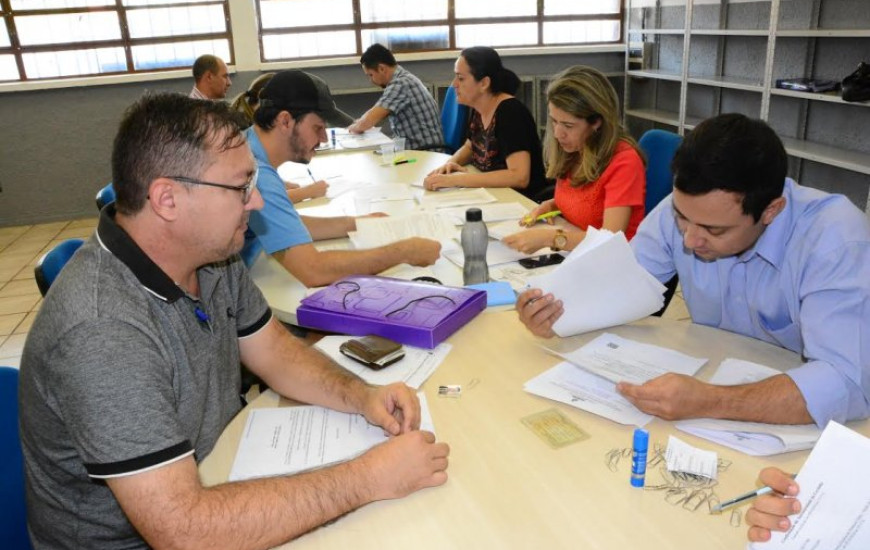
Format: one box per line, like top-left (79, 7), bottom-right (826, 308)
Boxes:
top-left (360, 44), bottom-right (397, 69)
top-left (192, 54), bottom-right (221, 82)
top-left (112, 93), bottom-right (247, 215)
top-left (672, 113), bottom-right (787, 222)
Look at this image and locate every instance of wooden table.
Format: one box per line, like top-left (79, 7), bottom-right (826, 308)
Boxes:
top-left (199, 312), bottom-right (868, 549)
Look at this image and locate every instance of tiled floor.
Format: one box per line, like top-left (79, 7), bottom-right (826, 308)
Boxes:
top-left (0, 216), bottom-right (690, 370)
top-left (0, 218), bottom-right (99, 369)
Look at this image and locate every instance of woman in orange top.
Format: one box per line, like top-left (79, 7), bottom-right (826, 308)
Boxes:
top-left (503, 66), bottom-right (646, 254)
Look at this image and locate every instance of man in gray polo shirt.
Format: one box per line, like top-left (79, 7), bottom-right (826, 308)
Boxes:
top-left (19, 93), bottom-right (449, 549)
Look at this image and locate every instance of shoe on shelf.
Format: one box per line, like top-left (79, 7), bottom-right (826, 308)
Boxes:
top-left (841, 62), bottom-right (870, 103)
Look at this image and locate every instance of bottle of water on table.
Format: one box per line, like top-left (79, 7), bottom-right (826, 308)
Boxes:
top-left (461, 207), bottom-right (489, 285)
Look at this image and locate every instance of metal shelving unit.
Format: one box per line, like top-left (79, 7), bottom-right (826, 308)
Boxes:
top-left (623, 0), bottom-right (870, 211)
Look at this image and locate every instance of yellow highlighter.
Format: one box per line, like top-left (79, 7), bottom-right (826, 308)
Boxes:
top-left (522, 210), bottom-right (562, 226)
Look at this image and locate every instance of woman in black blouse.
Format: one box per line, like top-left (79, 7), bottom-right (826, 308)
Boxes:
top-left (424, 46), bottom-right (546, 201)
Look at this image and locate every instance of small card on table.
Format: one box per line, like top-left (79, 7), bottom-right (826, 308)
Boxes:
top-left (521, 408), bottom-right (589, 449)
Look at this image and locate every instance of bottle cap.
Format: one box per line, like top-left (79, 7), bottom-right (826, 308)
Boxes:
top-left (465, 207), bottom-right (483, 222)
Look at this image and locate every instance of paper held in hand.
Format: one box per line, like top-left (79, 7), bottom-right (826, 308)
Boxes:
top-left (750, 421), bottom-right (870, 549)
top-left (527, 228), bottom-right (666, 337)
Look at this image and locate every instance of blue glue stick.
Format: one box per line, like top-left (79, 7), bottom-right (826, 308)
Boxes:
top-left (630, 427), bottom-right (649, 488)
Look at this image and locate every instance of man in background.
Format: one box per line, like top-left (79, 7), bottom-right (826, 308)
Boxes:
top-left (348, 44), bottom-right (445, 151)
top-left (190, 54), bottom-right (232, 100)
top-left (242, 69), bottom-right (441, 287)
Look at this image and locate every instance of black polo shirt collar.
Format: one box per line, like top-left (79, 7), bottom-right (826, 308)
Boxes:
top-left (96, 204), bottom-right (185, 303)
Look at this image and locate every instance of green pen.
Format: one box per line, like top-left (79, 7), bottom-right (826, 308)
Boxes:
top-left (393, 158), bottom-right (417, 165)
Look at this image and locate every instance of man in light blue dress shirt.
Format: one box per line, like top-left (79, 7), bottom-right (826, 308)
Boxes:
top-left (517, 114), bottom-right (870, 428)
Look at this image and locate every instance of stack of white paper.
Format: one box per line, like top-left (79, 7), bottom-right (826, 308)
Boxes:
top-left (229, 394), bottom-right (435, 481)
top-left (528, 227), bottom-right (666, 337)
top-left (752, 422), bottom-right (870, 549)
top-left (675, 359), bottom-right (821, 456)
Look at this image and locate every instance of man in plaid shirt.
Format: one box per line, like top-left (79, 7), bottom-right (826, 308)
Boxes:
top-left (348, 44), bottom-right (446, 152)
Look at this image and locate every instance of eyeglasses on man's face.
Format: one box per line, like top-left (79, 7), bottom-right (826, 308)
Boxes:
top-left (165, 163), bottom-right (259, 204)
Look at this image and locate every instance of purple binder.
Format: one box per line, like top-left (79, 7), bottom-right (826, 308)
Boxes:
top-left (296, 275), bottom-right (487, 348)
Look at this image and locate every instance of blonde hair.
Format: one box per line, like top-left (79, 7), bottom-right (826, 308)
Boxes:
top-left (230, 72), bottom-right (275, 123)
top-left (544, 65), bottom-right (644, 185)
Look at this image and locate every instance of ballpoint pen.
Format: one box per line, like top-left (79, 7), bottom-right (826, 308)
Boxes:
top-left (712, 475), bottom-right (795, 513)
top-left (393, 158), bottom-right (417, 165)
top-left (307, 168), bottom-right (318, 184)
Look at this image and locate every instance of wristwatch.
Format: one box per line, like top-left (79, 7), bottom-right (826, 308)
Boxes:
top-left (551, 229), bottom-right (568, 252)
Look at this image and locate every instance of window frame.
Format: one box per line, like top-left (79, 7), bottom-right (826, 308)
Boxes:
top-left (255, 0), bottom-right (623, 63)
top-left (0, 0), bottom-right (235, 82)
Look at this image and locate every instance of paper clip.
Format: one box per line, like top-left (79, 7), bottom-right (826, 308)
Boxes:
top-left (730, 509), bottom-right (742, 527)
top-left (438, 385), bottom-right (461, 398)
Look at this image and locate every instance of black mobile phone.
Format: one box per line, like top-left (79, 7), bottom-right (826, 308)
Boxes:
top-left (518, 253), bottom-right (565, 269)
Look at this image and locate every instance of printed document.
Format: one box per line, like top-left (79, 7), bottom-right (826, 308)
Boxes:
top-left (351, 212), bottom-right (457, 248)
top-left (528, 228), bottom-right (665, 336)
top-left (314, 335), bottom-right (451, 389)
top-left (675, 359), bottom-right (821, 456)
top-left (229, 394), bottom-right (434, 481)
top-left (524, 361), bottom-right (653, 426)
top-left (751, 422), bottom-right (870, 549)
top-left (544, 333), bottom-right (707, 385)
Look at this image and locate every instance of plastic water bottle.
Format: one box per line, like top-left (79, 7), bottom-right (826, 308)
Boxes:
top-left (461, 208), bottom-right (489, 285)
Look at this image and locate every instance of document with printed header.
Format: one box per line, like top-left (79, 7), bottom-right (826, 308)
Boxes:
top-left (544, 333), bottom-right (708, 385)
top-left (751, 422), bottom-right (870, 549)
top-left (524, 361), bottom-right (654, 426)
top-left (525, 334), bottom-right (706, 426)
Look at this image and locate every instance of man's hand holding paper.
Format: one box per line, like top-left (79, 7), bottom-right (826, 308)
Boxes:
top-left (517, 228), bottom-right (665, 338)
top-left (616, 373), bottom-right (717, 421)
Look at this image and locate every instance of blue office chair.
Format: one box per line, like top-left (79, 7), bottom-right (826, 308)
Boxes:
top-left (638, 129), bottom-right (682, 316)
top-left (1, 367), bottom-right (33, 550)
top-left (95, 182), bottom-right (115, 211)
top-left (638, 129), bottom-right (682, 215)
top-left (440, 86), bottom-right (469, 154)
top-left (33, 239), bottom-right (85, 297)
